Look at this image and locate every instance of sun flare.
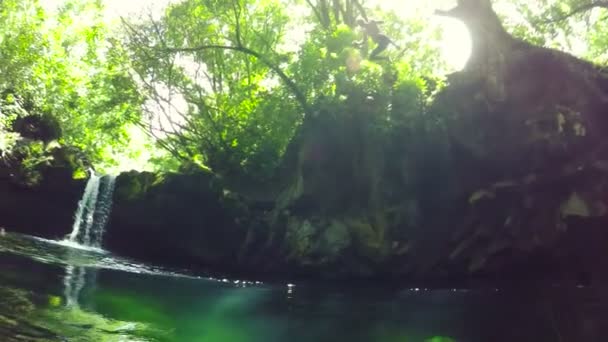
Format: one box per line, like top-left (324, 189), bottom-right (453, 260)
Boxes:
top-left (437, 18), bottom-right (472, 71)
top-left (367, 0), bottom-right (473, 71)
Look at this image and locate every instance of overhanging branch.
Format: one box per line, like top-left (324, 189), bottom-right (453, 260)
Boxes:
top-left (161, 44), bottom-right (312, 118)
top-left (541, 1), bottom-right (608, 23)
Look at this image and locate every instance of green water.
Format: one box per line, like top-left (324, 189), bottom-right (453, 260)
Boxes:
top-left (0, 232), bottom-right (606, 341)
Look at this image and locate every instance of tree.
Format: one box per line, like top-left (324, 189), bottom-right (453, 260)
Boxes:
top-left (496, 0), bottom-right (608, 62)
top-left (0, 0), bottom-right (146, 173)
top-left (123, 0), bottom-right (444, 181)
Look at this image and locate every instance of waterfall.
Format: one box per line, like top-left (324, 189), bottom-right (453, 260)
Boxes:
top-left (64, 172), bottom-right (116, 307)
top-left (66, 173), bottom-right (116, 248)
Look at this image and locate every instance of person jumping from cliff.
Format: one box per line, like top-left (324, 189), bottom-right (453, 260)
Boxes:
top-left (354, 18), bottom-right (399, 60)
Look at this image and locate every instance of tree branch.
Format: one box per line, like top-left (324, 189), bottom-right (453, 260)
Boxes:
top-left (352, 0), bottom-right (368, 22)
top-left (542, 1), bottom-right (608, 23)
top-left (319, 0), bottom-right (331, 28)
top-left (232, 0), bottom-right (243, 46)
top-left (305, 0), bottom-right (326, 28)
top-left (161, 44), bottom-right (312, 117)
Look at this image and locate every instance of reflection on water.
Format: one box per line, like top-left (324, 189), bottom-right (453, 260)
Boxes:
top-left (0, 234), bottom-right (200, 278)
top-left (1, 232), bottom-right (608, 341)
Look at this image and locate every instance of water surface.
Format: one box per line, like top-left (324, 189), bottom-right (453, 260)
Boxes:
top-left (0, 232), bottom-right (605, 341)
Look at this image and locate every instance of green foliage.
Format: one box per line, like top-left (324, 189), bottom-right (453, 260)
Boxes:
top-left (124, 0), bottom-right (447, 180)
top-left (2, 0), bottom-right (606, 179)
top-left (126, 0), bottom-right (305, 179)
top-left (497, 0), bottom-right (608, 61)
top-left (0, 0), bottom-right (146, 173)
top-left (1, 138), bottom-right (56, 186)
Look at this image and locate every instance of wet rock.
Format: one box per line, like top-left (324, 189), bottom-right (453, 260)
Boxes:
top-left (0, 155), bottom-right (84, 239)
top-left (105, 170), bottom-right (249, 272)
top-left (284, 217), bottom-right (317, 261)
top-left (319, 219), bottom-right (351, 259)
top-left (284, 217), bottom-right (352, 266)
top-left (11, 114), bottom-right (61, 143)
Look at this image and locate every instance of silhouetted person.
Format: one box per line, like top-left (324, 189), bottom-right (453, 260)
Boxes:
top-left (355, 18), bottom-right (397, 60)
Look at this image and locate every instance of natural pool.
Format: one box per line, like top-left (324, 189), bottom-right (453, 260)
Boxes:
top-left (0, 231), bottom-right (605, 342)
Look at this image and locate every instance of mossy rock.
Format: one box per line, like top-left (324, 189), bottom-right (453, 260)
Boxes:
top-left (0, 286), bottom-right (35, 315)
top-left (347, 218), bottom-right (389, 262)
top-left (284, 218), bottom-right (317, 261)
top-left (114, 171), bottom-right (158, 201)
top-left (317, 219), bottom-right (351, 259)
top-left (11, 114), bottom-right (61, 143)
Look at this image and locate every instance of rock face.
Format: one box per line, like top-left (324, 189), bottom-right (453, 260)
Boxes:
top-left (0, 166), bottom-right (83, 239)
top-left (231, 0), bottom-right (608, 281)
top-left (98, 1), bottom-right (608, 282)
top-left (0, 135), bottom-right (85, 239)
top-left (0, 111), bottom-right (86, 239)
top-left (424, 0), bottom-right (608, 282)
top-left (104, 171), bottom-right (251, 273)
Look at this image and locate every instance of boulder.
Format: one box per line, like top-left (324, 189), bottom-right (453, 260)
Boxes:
top-left (0, 165), bottom-right (83, 239)
top-left (104, 170), bottom-right (250, 273)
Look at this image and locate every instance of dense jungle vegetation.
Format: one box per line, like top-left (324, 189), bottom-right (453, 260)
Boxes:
top-left (4, 2), bottom-right (608, 340)
top-left (2, 0), bottom-right (607, 182)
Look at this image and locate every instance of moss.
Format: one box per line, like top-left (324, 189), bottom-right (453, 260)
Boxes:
top-left (0, 286), bottom-right (169, 342)
top-left (347, 217), bottom-right (388, 262)
top-left (560, 192), bottom-right (591, 218)
top-left (285, 218), bottom-right (316, 261)
top-left (0, 286), bottom-right (35, 315)
top-left (114, 171), bottom-right (157, 202)
top-left (318, 219), bottom-right (351, 259)
top-left (36, 306), bottom-right (170, 341)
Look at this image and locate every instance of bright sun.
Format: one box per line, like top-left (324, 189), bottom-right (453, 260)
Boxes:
top-left (436, 17), bottom-right (473, 71)
top-left (44, 0), bottom-right (473, 71)
top-left (38, 0), bottom-right (473, 173)
top-left (368, 0), bottom-right (473, 71)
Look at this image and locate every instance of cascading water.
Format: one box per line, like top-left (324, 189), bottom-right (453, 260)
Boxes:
top-left (67, 173), bottom-right (116, 248)
top-left (63, 172), bottom-right (116, 307)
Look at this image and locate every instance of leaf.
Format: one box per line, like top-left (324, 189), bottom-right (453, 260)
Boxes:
top-left (45, 140), bottom-right (61, 151)
top-left (73, 169), bottom-right (87, 179)
top-left (560, 192), bottom-right (590, 218)
top-left (556, 112), bottom-right (565, 133)
top-left (468, 189), bottom-right (495, 204)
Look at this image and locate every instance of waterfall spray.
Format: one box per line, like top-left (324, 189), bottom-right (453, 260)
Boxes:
top-left (64, 171), bottom-right (116, 307)
top-left (66, 173), bottom-right (116, 248)
top-left (67, 174), bottom-right (100, 244)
